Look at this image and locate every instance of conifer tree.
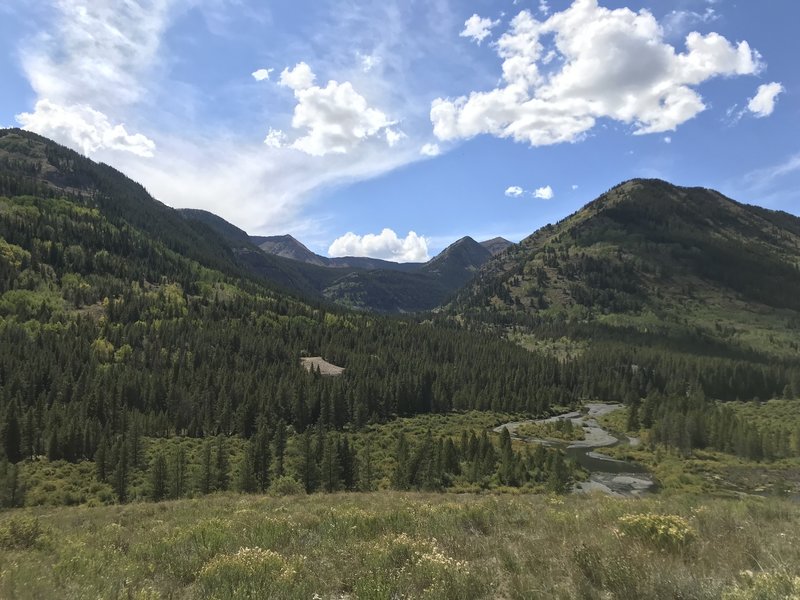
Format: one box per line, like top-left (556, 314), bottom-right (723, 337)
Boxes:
top-left (214, 435), bottom-right (229, 491)
top-left (3, 401), bottom-right (22, 464)
top-left (320, 432), bottom-right (342, 493)
top-left (150, 452), bottom-right (168, 501)
top-left (237, 440), bottom-right (257, 493)
top-left (172, 445), bottom-right (187, 498)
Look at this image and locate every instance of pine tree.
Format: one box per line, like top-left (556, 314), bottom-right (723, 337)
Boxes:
top-left (95, 435), bottom-right (109, 482)
top-left (358, 435), bottom-right (376, 491)
top-left (214, 436), bottom-right (229, 491)
top-left (199, 440), bottom-right (213, 495)
top-left (391, 433), bottom-right (410, 490)
top-left (172, 446), bottom-right (188, 498)
top-left (253, 427), bottom-right (272, 493)
top-left (498, 427), bottom-right (516, 486)
top-left (150, 452), bottom-right (168, 501)
top-left (320, 432), bottom-right (342, 493)
top-left (112, 439), bottom-right (129, 502)
top-left (273, 420), bottom-right (287, 479)
top-left (297, 428), bottom-right (319, 493)
top-left (237, 441), bottom-right (257, 493)
top-left (3, 401), bottom-right (22, 463)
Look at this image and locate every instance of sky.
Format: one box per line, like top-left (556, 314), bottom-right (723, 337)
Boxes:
top-left (0, 0), bottom-right (798, 261)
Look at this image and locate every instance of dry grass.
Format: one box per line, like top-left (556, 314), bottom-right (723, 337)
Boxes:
top-left (1, 492), bottom-right (799, 599)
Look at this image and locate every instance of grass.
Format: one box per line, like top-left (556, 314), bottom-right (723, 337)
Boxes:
top-left (515, 420), bottom-right (585, 442)
top-left (1, 491), bottom-right (799, 599)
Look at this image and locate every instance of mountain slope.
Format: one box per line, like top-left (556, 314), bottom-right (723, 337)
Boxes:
top-left (480, 237), bottom-right (514, 255)
top-left (251, 234), bottom-right (329, 266)
top-left (251, 234), bottom-right (422, 272)
top-left (453, 178), bottom-right (800, 358)
top-left (323, 236), bottom-right (498, 312)
top-left (422, 236), bottom-right (492, 288)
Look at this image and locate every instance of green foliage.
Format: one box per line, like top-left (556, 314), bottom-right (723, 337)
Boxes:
top-left (0, 515), bottom-right (46, 550)
top-left (617, 513), bottom-right (697, 553)
top-left (1, 493), bottom-right (799, 598)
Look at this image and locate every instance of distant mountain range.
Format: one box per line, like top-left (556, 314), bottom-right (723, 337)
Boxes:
top-left (3, 127), bottom-right (798, 361)
top-left (179, 207), bottom-right (513, 312)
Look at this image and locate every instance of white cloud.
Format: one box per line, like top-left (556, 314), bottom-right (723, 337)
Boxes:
top-left (385, 128), bottom-right (406, 147)
top-left (460, 14), bottom-right (500, 45)
top-left (747, 82), bottom-right (784, 118)
top-left (263, 128), bottom-right (287, 148)
top-left (279, 62), bottom-right (316, 91)
top-left (9, 0), bottom-right (452, 239)
top-left (571, 184), bottom-right (579, 190)
top-left (15, 0), bottom-right (174, 156)
top-left (663, 136), bottom-right (672, 144)
top-left (20, 0), bottom-right (178, 111)
top-left (252, 68), bottom-right (273, 81)
top-left (432, 2), bottom-right (762, 147)
top-left (505, 185), bottom-right (524, 197)
top-left (533, 185), bottom-right (554, 200)
top-left (538, 0), bottom-right (550, 16)
top-left (420, 143), bottom-right (441, 156)
top-left (357, 52), bottom-right (381, 73)
top-left (328, 229), bottom-right (430, 262)
top-left (662, 8), bottom-right (717, 38)
top-left (16, 100), bottom-right (156, 157)
top-left (276, 62), bottom-right (398, 156)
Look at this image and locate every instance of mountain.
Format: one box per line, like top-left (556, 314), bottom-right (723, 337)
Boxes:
top-left (251, 234), bottom-right (422, 272)
top-left (422, 236), bottom-right (492, 288)
top-left (453, 178), bottom-right (800, 359)
top-left (322, 236), bottom-right (499, 312)
top-left (3, 129), bottom-right (800, 519)
top-left (251, 234), bottom-right (329, 266)
top-left (480, 236), bottom-right (514, 255)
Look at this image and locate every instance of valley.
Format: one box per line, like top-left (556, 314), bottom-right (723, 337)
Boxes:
top-left (1, 129), bottom-right (800, 598)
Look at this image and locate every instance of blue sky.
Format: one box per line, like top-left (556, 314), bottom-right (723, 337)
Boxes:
top-left (1, 0), bottom-right (797, 261)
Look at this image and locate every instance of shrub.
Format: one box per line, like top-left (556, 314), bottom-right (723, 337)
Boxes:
top-left (196, 547), bottom-right (302, 599)
top-left (723, 570), bottom-right (800, 600)
top-left (268, 476), bottom-right (305, 497)
top-left (0, 515), bottom-right (47, 550)
top-left (617, 513), bottom-right (696, 553)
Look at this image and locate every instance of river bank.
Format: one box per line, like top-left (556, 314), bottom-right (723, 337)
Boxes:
top-left (494, 403), bottom-right (656, 497)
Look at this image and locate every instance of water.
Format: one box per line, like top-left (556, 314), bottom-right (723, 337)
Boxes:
top-left (495, 404), bottom-right (656, 497)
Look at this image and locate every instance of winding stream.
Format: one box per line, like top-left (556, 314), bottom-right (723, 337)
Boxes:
top-left (494, 403), bottom-right (656, 497)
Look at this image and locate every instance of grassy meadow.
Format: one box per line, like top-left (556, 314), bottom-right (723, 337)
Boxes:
top-left (2, 491), bottom-right (800, 599)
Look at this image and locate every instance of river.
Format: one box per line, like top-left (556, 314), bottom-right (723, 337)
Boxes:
top-left (494, 403), bottom-right (656, 497)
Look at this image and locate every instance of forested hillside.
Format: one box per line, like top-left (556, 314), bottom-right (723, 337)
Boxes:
top-left (1, 131), bottom-right (800, 509)
top-left (0, 129), bottom-right (574, 506)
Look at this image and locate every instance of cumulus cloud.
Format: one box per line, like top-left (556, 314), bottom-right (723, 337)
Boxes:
top-left (276, 62), bottom-right (399, 156)
top-left (279, 62), bottom-right (316, 91)
top-left (385, 128), bottom-right (406, 147)
top-left (263, 127), bottom-right (287, 148)
top-left (15, 0), bottom-right (170, 156)
top-left (432, 1), bottom-right (762, 147)
top-left (533, 185), bottom-right (554, 200)
top-left (505, 185), bottom-right (524, 197)
top-left (252, 68), bottom-right (273, 81)
top-left (571, 184), bottom-right (579, 190)
top-left (747, 82), bottom-right (784, 118)
top-left (460, 14), bottom-right (500, 44)
top-left (328, 229), bottom-right (430, 262)
top-left (420, 143), bottom-right (441, 156)
top-left (16, 100), bottom-right (156, 157)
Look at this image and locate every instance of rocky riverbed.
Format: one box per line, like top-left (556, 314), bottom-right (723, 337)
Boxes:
top-left (494, 403), bottom-right (656, 497)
